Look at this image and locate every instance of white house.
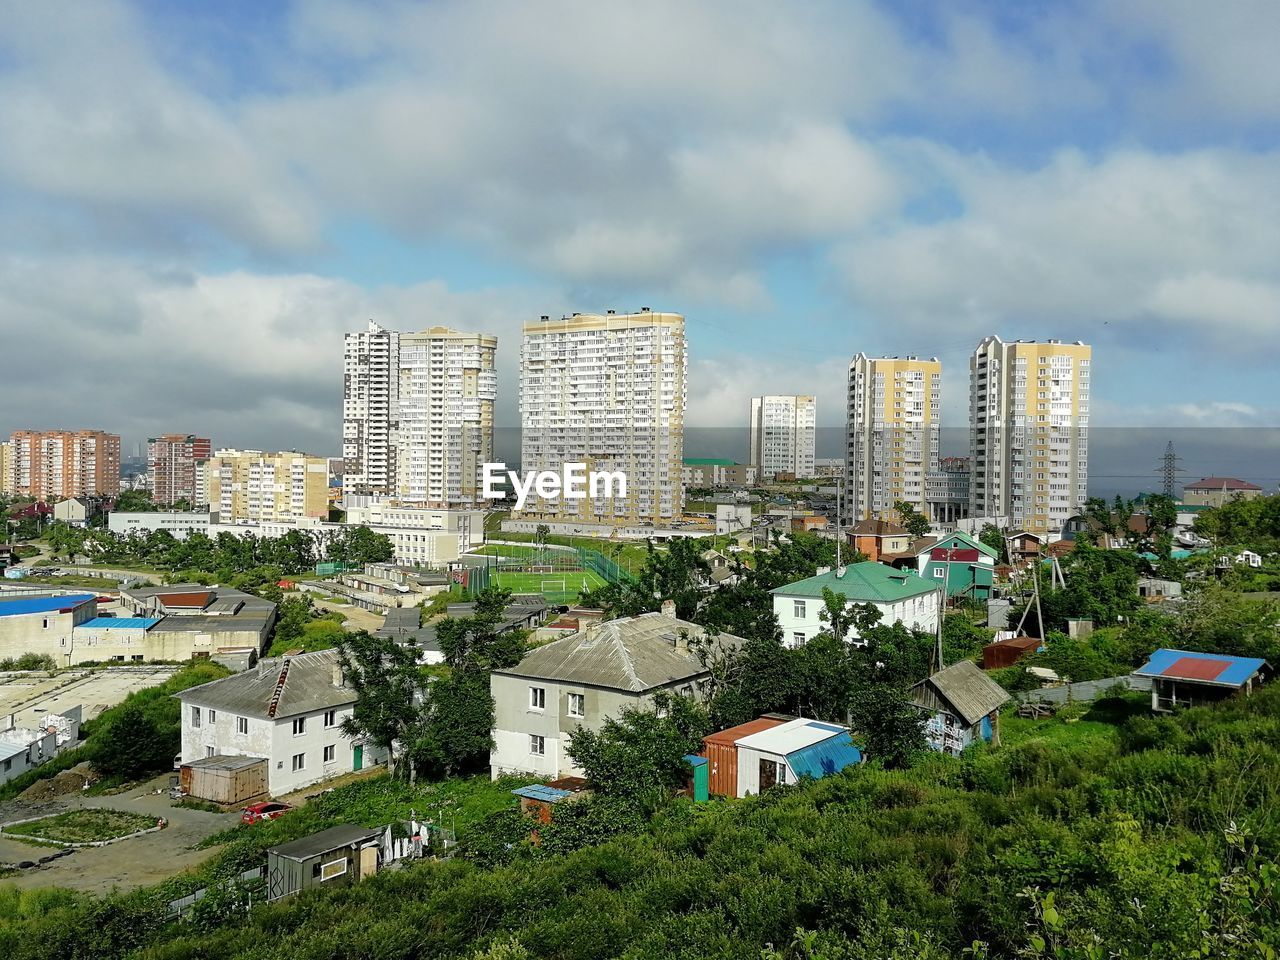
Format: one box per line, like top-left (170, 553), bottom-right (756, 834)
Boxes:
top-left (174, 649), bottom-right (386, 797)
top-left (489, 606), bottom-right (746, 780)
top-left (770, 561), bottom-right (942, 647)
top-left (733, 718), bottom-right (863, 796)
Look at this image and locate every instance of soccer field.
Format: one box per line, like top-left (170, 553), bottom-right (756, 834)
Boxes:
top-left (492, 569), bottom-right (608, 603)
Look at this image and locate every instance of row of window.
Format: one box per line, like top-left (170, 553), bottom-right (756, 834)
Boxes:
top-left (529, 686), bottom-right (585, 718)
top-left (189, 706), bottom-right (337, 734)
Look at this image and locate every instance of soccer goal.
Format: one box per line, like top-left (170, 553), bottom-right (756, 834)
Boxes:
top-left (540, 579), bottom-right (566, 595)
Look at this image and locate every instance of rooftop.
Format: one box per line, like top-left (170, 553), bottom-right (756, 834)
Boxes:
top-left (703, 715), bottom-right (788, 746)
top-left (494, 612), bottom-right (745, 693)
top-left (1134, 649), bottom-right (1267, 687)
top-left (909, 660), bottom-right (1011, 726)
top-left (77, 616), bottom-right (161, 630)
top-left (175, 649), bottom-right (354, 720)
top-left (736, 717), bottom-right (849, 754)
top-left (930, 530), bottom-right (999, 560)
top-left (268, 824), bottom-right (381, 862)
top-left (183, 754), bottom-right (266, 772)
top-left (849, 519), bottom-right (908, 537)
top-left (770, 561), bottom-right (940, 602)
top-left (0, 594), bottom-right (95, 618)
top-left (1184, 477), bottom-right (1263, 492)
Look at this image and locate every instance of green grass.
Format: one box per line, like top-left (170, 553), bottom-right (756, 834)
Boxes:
top-left (3, 809), bottom-right (158, 845)
top-left (999, 693), bottom-right (1148, 748)
top-left (492, 569), bottom-right (607, 603)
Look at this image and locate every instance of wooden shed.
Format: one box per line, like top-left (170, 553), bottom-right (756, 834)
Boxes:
top-left (702, 716), bottom-right (788, 797)
top-left (179, 754), bottom-right (268, 805)
top-left (266, 824), bottom-right (381, 902)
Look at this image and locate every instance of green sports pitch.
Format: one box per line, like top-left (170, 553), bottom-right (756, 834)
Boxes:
top-left (491, 568), bottom-right (608, 603)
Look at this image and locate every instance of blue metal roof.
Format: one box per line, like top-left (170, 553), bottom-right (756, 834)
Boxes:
top-left (683, 753), bottom-right (707, 767)
top-left (786, 730), bottom-right (862, 780)
top-left (0, 594), bottom-right (95, 618)
top-left (511, 784), bottom-right (574, 802)
top-left (77, 617), bottom-right (161, 630)
top-left (1134, 648), bottom-right (1267, 687)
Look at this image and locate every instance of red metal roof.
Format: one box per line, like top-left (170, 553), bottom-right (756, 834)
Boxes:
top-left (158, 590), bottom-right (213, 608)
top-left (1185, 477), bottom-right (1262, 491)
top-left (703, 716), bottom-right (787, 746)
top-left (1162, 656), bottom-right (1233, 681)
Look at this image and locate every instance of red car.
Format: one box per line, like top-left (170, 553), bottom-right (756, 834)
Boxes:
top-left (240, 801), bottom-right (292, 825)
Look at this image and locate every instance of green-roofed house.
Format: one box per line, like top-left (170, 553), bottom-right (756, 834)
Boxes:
top-left (682, 459), bottom-right (757, 488)
top-left (912, 531), bottom-right (998, 600)
top-left (770, 561), bottom-right (943, 648)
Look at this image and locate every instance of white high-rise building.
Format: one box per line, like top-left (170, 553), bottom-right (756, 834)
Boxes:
top-left (519, 310), bottom-right (686, 525)
top-left (748, 396), bottom-right (816, 481)
top-left (969, 337), bottom-right (1091, 535)
top-left (846, 355), bottom-right (941, 522)
top-left (342, 321), bottom-right (399, 497)
top-left (342, 321), bottom-right (497, 507)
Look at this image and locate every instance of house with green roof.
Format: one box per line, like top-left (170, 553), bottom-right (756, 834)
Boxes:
top-left (770, 561), bottom-right (942, 647)
top-left (913, 531), bottom-right (997, 600)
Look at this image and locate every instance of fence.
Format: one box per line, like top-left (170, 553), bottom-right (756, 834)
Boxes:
top-left (577, 547), bottom-right (632, 584)
top-left (1017, 674), bottom-right (1152, 705)
top-left (166, 866), bottom-right (266, 919)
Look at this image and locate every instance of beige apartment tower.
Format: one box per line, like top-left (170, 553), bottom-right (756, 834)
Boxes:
top-left (148, 434), bottom-right (212, 506)
top-left (749, 396), bottom-right (816, 481)
top-left (519, 310), bottom-right (686, 525)
top-left (969, 337), bottom-right (1091, 535)
top-left (846, 356), bottom-right (941, 522)
top-left (342, 321), bottom-right (497, 506)
top-left (205, 449), bottom-right (329, 524)
top-left (0, 441), bottom-right (11, 496)
top-left (8, 430), bottom-right (121, 500)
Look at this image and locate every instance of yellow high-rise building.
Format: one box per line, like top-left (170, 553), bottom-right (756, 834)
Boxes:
top-left (205, 449), bottom-right (329, 524)
top-left (846, 355), bottom-right (942, 522)
top-left (0, 441), bottom-right (11, 496)
top-left (970, 337), bottom-right (1091, 535)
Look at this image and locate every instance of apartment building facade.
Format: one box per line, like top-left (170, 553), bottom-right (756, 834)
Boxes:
top-left (395, 327), bottom-right (497, 506)
top-left (342, 320), bottom-right (399, 497)
top-left (8, 430), bottom-right (121, 499)
top-left (148, 433), bottom-right (212, 506)
top-left (969, 337), bottom-right (1091, 535)
top-left (846, 356), bottom-right (941, 522)
top-left (749, 395), bottom-right (816, 481)
top-left (0, 441), bottom-right (11, 496)
top-left (206, 449), bottom-right (329, 523)
top-left (926, 456), bottom-right (972, 527)
top-left (519, 310), bottom-right (686, 526)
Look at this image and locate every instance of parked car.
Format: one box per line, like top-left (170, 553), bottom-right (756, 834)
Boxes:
top-left (240, 801), bottom-right (293, 825)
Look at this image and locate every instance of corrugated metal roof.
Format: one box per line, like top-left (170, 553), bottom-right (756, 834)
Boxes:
top-left (769, 562), bottom-right (940, 602)
top-left (703, 715), bottom-right (788, 746)
top-left (787, 731), bottom-right (862, 780)
top-left (0, 740), bottom-right (30, 761)
top-left (736, 717), bottom-right (849, 754)
top-left (174, 649), bottom-right (354, 719)
top-left (494, 613), bottom-right (745, 692)
top-left (184, 754), bottom-right (267, 771)
top-left (77, 616), bottom-right (161, 630)
top-left (0, 594), bottom-right (95, 618)
top-left (269, 825), bottom-right (380, 862)
top-left (1134, 649), bottom-right (1266, 687)
top-left (933, 530), bottom-right (998, 560)
top-left (511, 784), bottom-right (575, 802)
top-left (1185, 477), bottom-right (1263, 491)
top-left (910, 660), bottom-right (1011, 726)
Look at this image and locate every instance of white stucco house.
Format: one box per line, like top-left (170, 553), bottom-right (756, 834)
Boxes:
top-left (770, 561), bottom-right (942, 647)
top-left (174, 649), bottom-right (386, 797)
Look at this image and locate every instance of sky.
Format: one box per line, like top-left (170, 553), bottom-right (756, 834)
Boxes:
top-left (0, 0), bottom-right (1278, 486)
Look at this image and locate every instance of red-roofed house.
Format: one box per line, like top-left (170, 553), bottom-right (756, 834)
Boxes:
top-left (1183, 477), bottom-right (1264, 508)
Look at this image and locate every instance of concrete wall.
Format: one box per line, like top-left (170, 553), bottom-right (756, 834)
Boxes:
top-left (0, 604), bottom-right (97, 664)
top-left (773, 590), bottom-right (940, 647)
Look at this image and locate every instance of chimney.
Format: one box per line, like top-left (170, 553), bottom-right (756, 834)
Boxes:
top-left (332, 660), bottom-right (344, 688)
top-left (672, 630), bottom-right (690, 656)
top-left (660, 599), bottom-right (676, 618)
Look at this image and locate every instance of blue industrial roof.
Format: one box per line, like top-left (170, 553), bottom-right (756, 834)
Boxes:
top-left (77, 617), bottom-right (161, 630)
top-left (1134, 649), bottom-right (1267, 687)
top-left (786, 730), bottom-right (863, 780)
top-left (0, 594), bottom-right (95, 618)
top-left (511, 784), bottom-right (574, 802)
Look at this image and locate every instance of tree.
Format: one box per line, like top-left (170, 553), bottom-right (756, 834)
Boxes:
top-left (847, 683), bottom-right (925, 769)
top-left (894, 500), bottom-right (932, 540)
top-left (93, 702), bottom-right (167, 779)
top-left (337, 630), bottom-right (427, 779)
top-left (978, 523), bottom-right (1008, 564)
top-left (113, 490), bottom-right (158, 513)
top-left (412, 669), bottom-right (496, 778)
top-left (566, 692), bottom-right (710, 805)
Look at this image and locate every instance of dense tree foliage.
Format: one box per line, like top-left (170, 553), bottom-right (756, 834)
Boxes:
top-left (894, 499), bottom-right (932, 539)
top-left (1194, 491), bottom-right (1280, 552)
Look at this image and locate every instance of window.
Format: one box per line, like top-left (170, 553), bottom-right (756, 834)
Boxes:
top-left (205, 745), bottom-right (215, 758)
top-left (567, 693), bottom-right (585, 718)
top-left (793, 600), bottom-right (806, 618)
top-left (529, 734), bottom-right (545, 756)
top-left (208, 710), bottom-right (216, 724)
top-left (792, 632), bottom-right (805, 646)
top-left (933, 568), bottom-right (945, 578)
top-left (190, 706), bottom-right (201, 728)
top-left (529, 686), bottom-right (546, 710)
top-left (291, 753), bottom-right (306, 772)
top-left (237, 716), bottom-right (248, 735)
top-left (324, 709), bottom-right (337, 728)
top-left (323, 745), bottom-right (336, 763)
top-left (292, 717), bottom-right (306, 736)
top-left (679, 684), bottom-right (693, 698)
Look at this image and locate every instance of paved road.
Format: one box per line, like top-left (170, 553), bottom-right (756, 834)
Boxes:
top-left (0, 774), bottom-right (241, 894)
